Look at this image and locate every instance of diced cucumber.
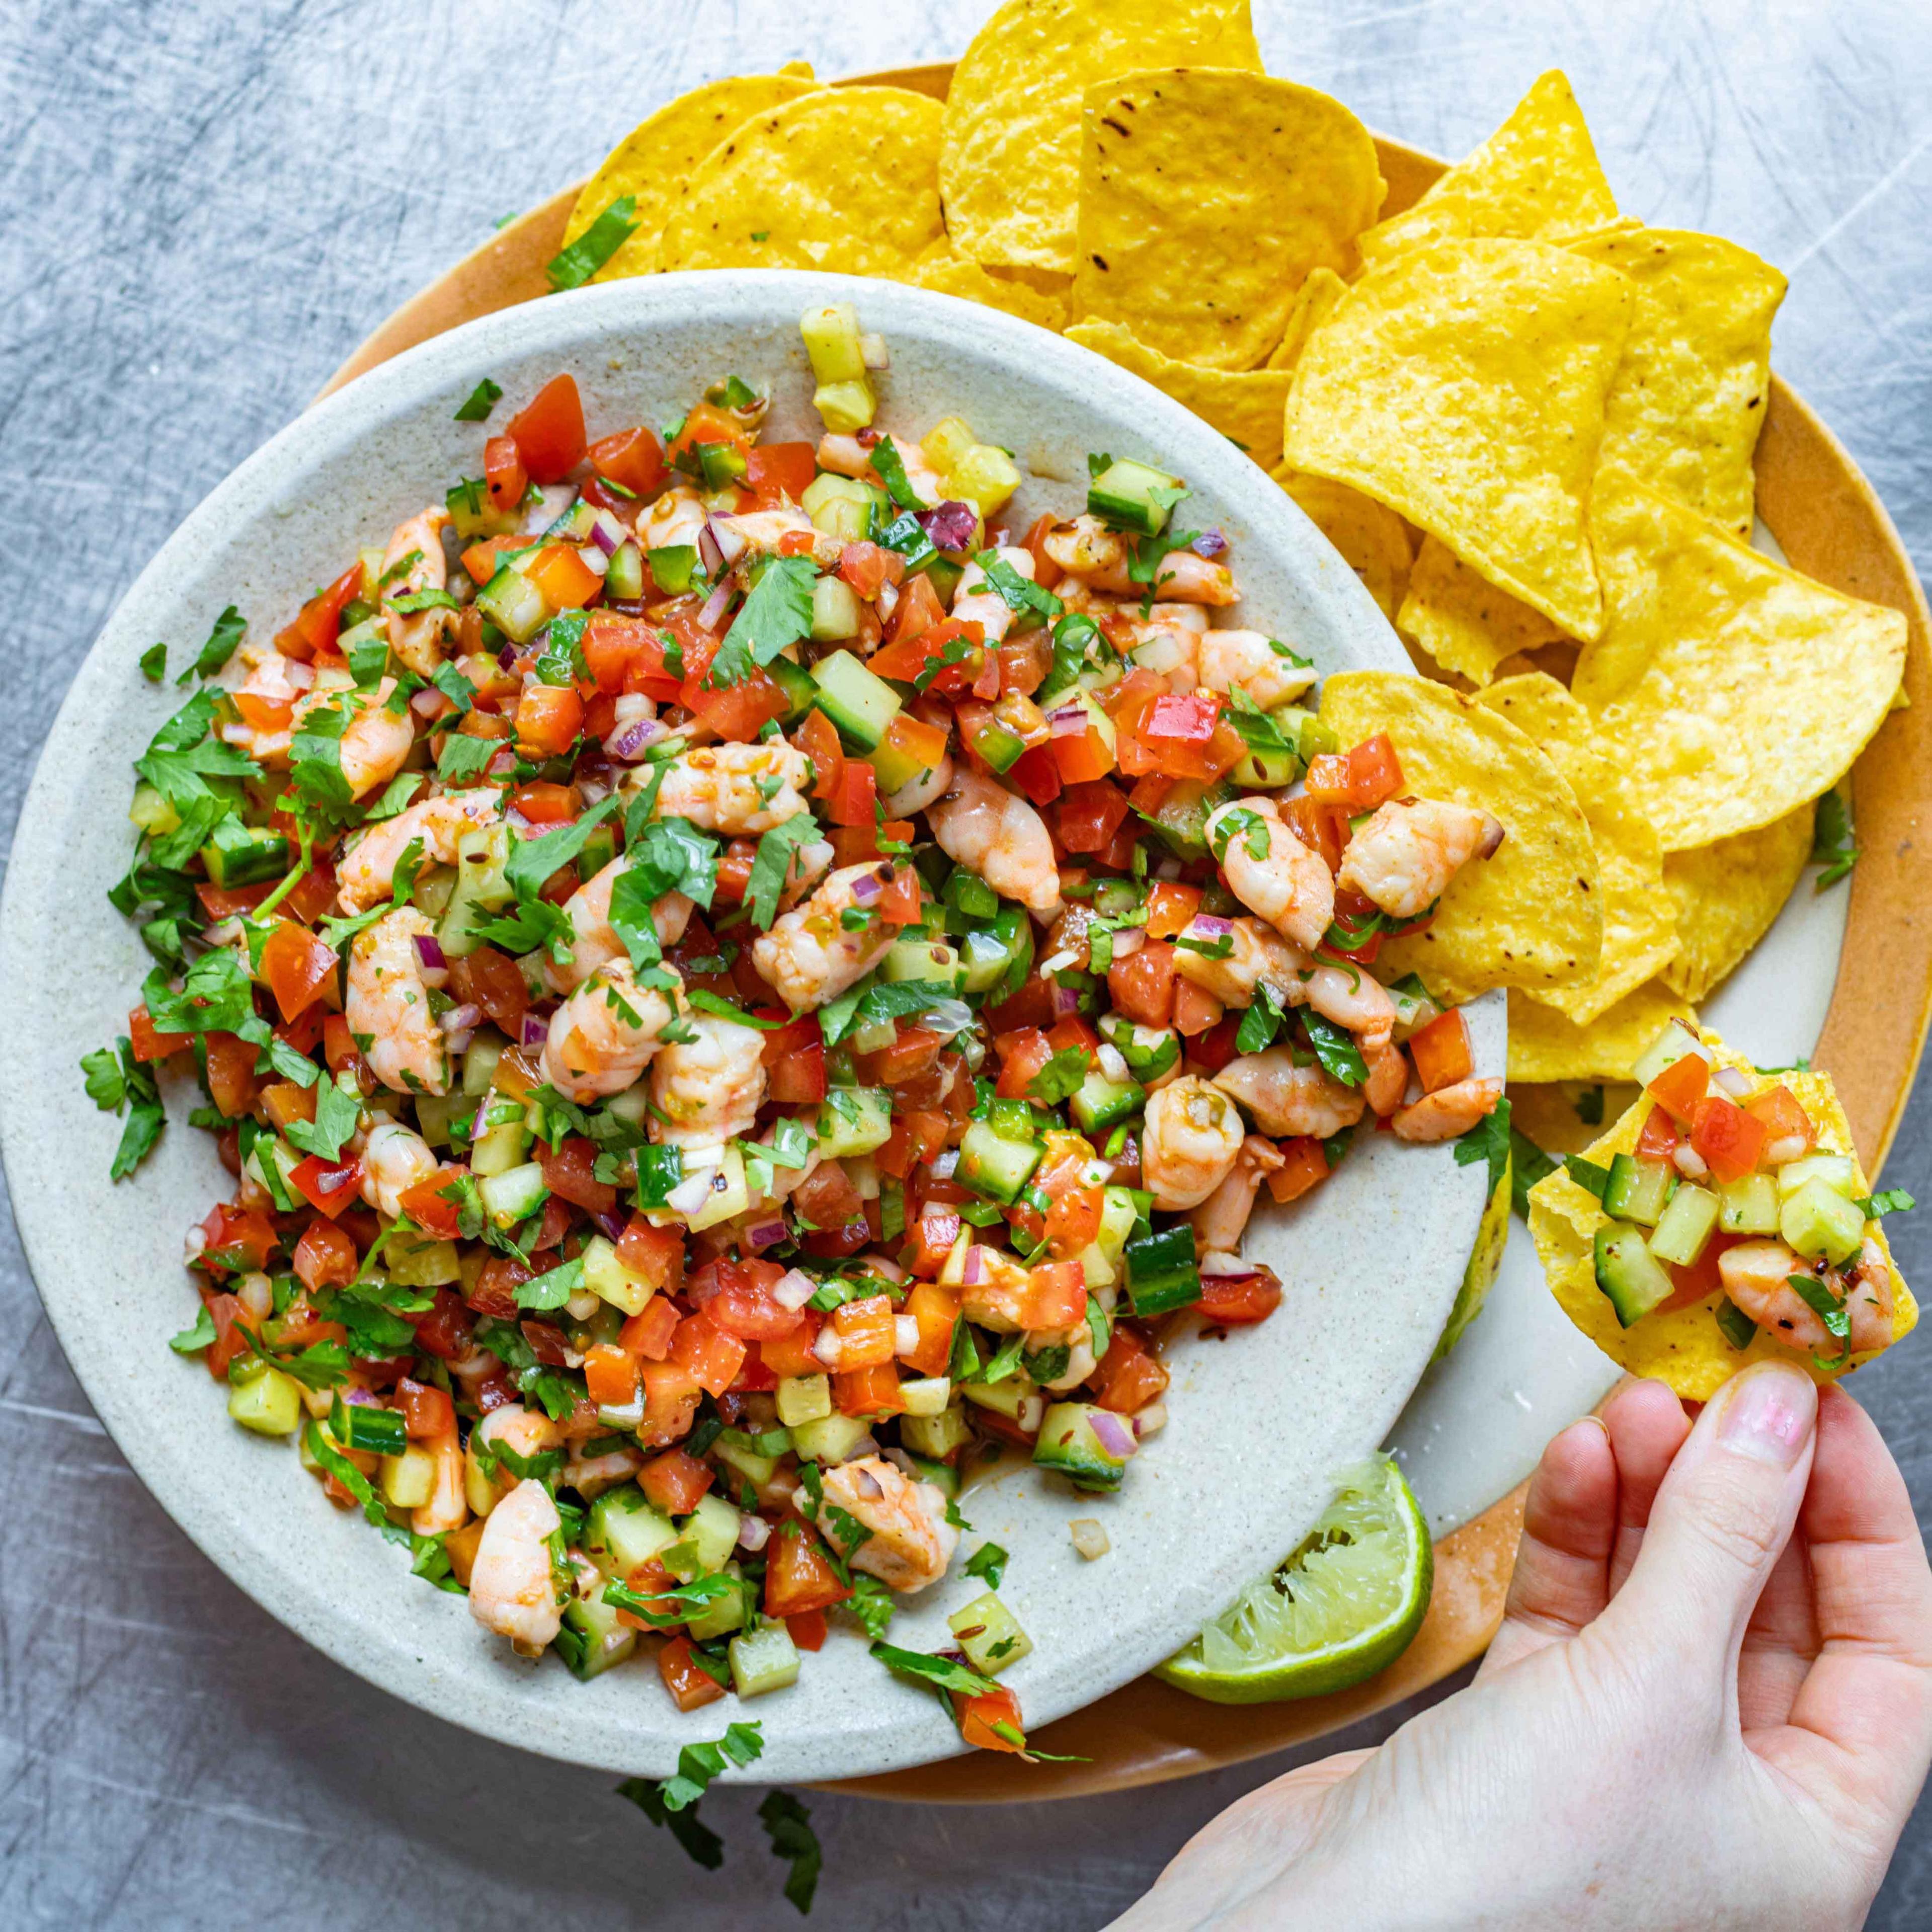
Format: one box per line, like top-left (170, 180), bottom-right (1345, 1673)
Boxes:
top-left (899, 1402), bottom-right (973, 1460)
top-left (904, 1452), bottom-right (959, 1498)
top-left (961, 1378), bottom-right (1031, 1421)
top-left (897, 1375), bottom-right (952, 1418)
top-left (959, 909), bottom-right (1032, 996)
top-left (1594, 1222), bottom-right (1676, 1327)
top-left (765, 653), bottom-right (819, 723)
top-left (226, 1363), bottom-right (303, 1436)
top-left (1097, 1016), bottom-right (1181, 1083)
top-left (800, 302), bottom-right (865, 382)
top-left (1775, 1152), bottom-right (1857, 1201)
top-left (775, 1374), bottom-right (833, 1428)
top-left (883, 936), bottom-right (964, 993)
top-left (379, 1443), bottom-right (437, 1509)
top-left (1229, 742), bottom-right (1303, 790)
top-left (557, 1590), bottom-right (637, 1681)
top-left (476, 565), bottom-right (549, 644)
top-left (818, 1087), bottom-right (892, 1159)
top-left (712, 1427), bottom-right (779, 1489)
top-left (1631, 1019), bottom-right (1707, 1091)
top-left (675, 1494), bottom-right (743, 1577)
top-left (787, 1412), bottom-right (873, 1465)
top-left (201, 818), bottom-right (290, 890)
top-left (385, 1235), bottom-right (461, 1287)
top-left (462, 1031), bottom-right (506, 1095)
top-left (1780, 1177), bottom-right (1866, 1265)
top-left (581, 1234), bottom-right (657, 1316)
top-left (729, 1619), bottom-right (801, 1697)
top-left (957, 1118), bottom-right (1043, 1204)
top-left (439, 824), bottom-right (516, 960)
top-left (1718, 1172), bottom-right (1782, 1236)
top-left (948, 1590), bottom-right (1033, 1675)
top-left (1071, 1065), bottom-right (1143, 1136)
top-left (604, 540), bottom-right (645, 601)
top-left (1088, 457), bottom-right (1184, 538)
top-left (585, 1485), bottom-right (678, 1575)
top-left (413, 1091), bottom-right (468, 1150)
top-left (801, 472), bottom-right (880, 542)
top-left (684, 1146), bottom-right (752, 1235)
top-left (811, 576), bottom-right (864, 641)
top-left (1648, 1183), bottom-right (1720, 1268)
top-left (1143, 777), bottom-right (1231, 860)
top-left (477, 1160), bottom-right (547, 1228)
top-left (1602, 1153), bottom-right (1675, 1227)
top-left (469, 1107), bottom-right (529, 1177)
top-left (1033, 1402), bottom-right (1131, 1492)
top-left (129, 782), bottom-right (181, 837)
top-left (684, 1565), bottom-right (751, 1643)
top-left (810, 650), bottom-right (902, 751)
top-left (1124, 1224), bottom-right (1201, 1317)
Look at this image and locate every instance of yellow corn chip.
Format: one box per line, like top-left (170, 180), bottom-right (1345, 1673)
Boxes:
top-left (941, 0), bottom-right (1263, 275)
top-left (1358, 70), bottom-right (1620, 267)
top-left (1476, 675), bottom-right (1678, 1025)
top-left (1317, 670), bottom-right (1601, 997)
top-left (1067, 321), bottom-right (1290, 466)
top-left (657, 89), bottom-right (947, 279)
top-left (1283, 239), bottom-right (1634, 640)
top-left (563, 70), bottom-right (822, 281)
top-left (1071, 70), bottom-right (1383, 372)
top-left (1506, 980), bottom-right (1696, 1084)
top-left (1573, 470), bottom-right (1908, 849)
top-left (1568, 227), bottom-right (1786, 540)
top-left (1270, 469), bottom-right (1413, 621)
top-left (1507, 1081), bottom-right (1639, 1158)
top-left (1527, 1029), bottom-right (1915, 1398)
top-left (1398, 536), bottom-right (1566, 686)
top-left (1264, 268), bottom-right (1348, 371)
top-left (915, 256), bottom-right (1070, 331)
top-left (1661, 804), bottom-right (1816, 1003)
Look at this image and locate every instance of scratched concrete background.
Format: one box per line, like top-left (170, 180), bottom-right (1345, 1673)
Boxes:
top-left (2, 1), bottom-right (1930, 1924)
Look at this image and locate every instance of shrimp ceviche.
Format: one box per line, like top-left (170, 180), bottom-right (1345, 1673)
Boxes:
top-left (92, 302), bottom-right (1503, 1742)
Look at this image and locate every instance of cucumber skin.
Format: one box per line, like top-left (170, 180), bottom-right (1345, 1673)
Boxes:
top-left (1593, 1222), bottom-right (1675, 1328)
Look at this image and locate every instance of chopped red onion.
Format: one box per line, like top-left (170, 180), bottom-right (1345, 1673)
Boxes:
top-left (916, 500), bottom-right (978, 552)
top-left (497, 642), bottom-right (517, 669)
top-left (697, 578), bottom-right (733, 632)
top-left (442, 1029), bottom-right (475, 1057)
top-left (962, 1246), bottom-right (984, 1286)
top-left (855, 426), bottom-right (881, 448)
top-left (411, 686), bottom-right (447, 718)
top-left (772, 1268), bottom-right (817, 1312)
top-left (812, 1327), bottom-right (844, 1369)
top-left (736, 1515), bottom-right (772, 1554)
top-left (414, 933), bottom-right (447, 971)
top-left (1051, 982), bottom-right (1083, 1019)
top-left (850, 872), bottom-right (882, 904)
top-left (744, 1219), bottom-right (789, 1253)
top-left (438, 1001), bottom-right (481, 1035)
top-left (881, 1446), bottom-right (921, 1481)
top-left (1048, 704), bottom-right (1089, 736)
top-left (468, 1096), bottom-right (492, 1142)
top-left (520, 1013), bottom-right (550, 1049)
top-left (607, 716), bottom-right (665, 763)
top-left (1714, 1066), bottom-right (1751, 1098)
top-left (697, 520), bottom-right (729, 577)
top-left (589, 509), bottom-right (626, 557)
top-left (929, 1149), bottom-right (959, 1180)
top-left (894, 1314), bottom-right (920, 1356)
top-left (591, 1207), bottom-right (627, 1243)
top-left (1191, 529), bottom-right (1228, 559)
top-left (1089, 1409), bottom-right (1138, 1459)
top-left (1185, 914), bottom-right (1233, 939)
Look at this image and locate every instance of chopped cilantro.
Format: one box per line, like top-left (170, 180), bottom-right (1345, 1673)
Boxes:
top-left (454, 377), bottom-right (503, 422)
top-left (745, 816), bottom-right (818, 930)
top-left (547, 195), bottom-right (638, 291)
top-left (707, 555), bottom-right (818, 689)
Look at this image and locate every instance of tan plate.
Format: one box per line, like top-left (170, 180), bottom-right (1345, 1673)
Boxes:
top-left (318, 63), bottom-right (1932, 1802)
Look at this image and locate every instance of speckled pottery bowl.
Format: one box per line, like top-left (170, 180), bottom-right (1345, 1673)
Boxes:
top-left (0, 271), bottom-right (1496, 1784)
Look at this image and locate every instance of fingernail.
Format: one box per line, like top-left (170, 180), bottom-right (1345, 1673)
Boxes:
top-left (1716, 1366), bottom-right (1815, 1468)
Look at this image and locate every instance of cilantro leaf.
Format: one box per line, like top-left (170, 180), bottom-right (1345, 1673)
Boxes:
top-left (1301, 1011), bottom-right (1367, 1089)
top-left (1451, 1094), bottom-right (1513, 1200)
top-left (758, 1791), bottom-right (823, 1915)
top-left (1508, 1123), bottom-right (1558, 1220)
top-left (1027, 1045), bottom-right (1088, 1107)
top-left (625, 815), bottom-right (720, 910)
top-left (844, 1571), bottom-right (897, 1643)
top-left (745, 816), bottom-right (818, 931)
top-left (503, 793), bottom-right (620, 902)
top-left (616, 1778), bottom-right (724, 1871)
top-left (515, 1255), bottom-right (585, 1312)
top-left (869, 435), bottom-right (928, 511)
top-left (437, 733), bottom-right (499, 784)
top-left (81, 1045), bottom-right (127, 1110)
top-left (817, 977), bottom-right (952, 1048)
top-left (547, 195), bottom-right (638, 291)
top-left (963, 1542), bottom-right (1008, 1588)
top-left (1812, 790), bottom-right (1858, 891)
top-left (1788, 1271), bottom-right (1853, 1365)
top-left (454, 377), bottom-right (503, 422)
top-left (707, 555), bottom-right (818, 690)
top-left (168, 1307), bottom-right (217, 1354)
top-left (660, 1721), bottom-right (766, 1811)
top-left (134, 692), bottom-right (260, 808)
top-left (139, 641), bottom-right (167, 683)
top-left (1234, 982), bottom-right (1287, 1055)
top-left (178, 605), bottom-right (246, 684)
top-left (1857, 1189), bottom-right (1915, 1220)
top-left (285, 1073), bottom-right (363, 1161)
top-left (143, 949), bottom-right (262, 1040)
top-left (287, 699), bottom-right (358, 825)
top-left (972, 549), bottom-right (1063, 622)
top-left (869, 1641), bottom-right (996, 1700)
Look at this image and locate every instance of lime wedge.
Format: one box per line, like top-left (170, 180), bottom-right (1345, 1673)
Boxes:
top-left (1155, 1456), bottom-right (1432, 1704)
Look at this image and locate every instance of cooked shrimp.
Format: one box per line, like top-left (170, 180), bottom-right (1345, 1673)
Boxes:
top-left (1143, 1076), bottom-right (1246, 1211)
top-left (562, 1440), bottom-right (645, 1500)
top-left (1189, 1135), bottom-right (1286, 1254)
top-left (649, 1013), bottom-right (768, 1151)
top-left (1216, 1051), bottom-right (1365, 1139)
top-left (1362, 1037), bottom-right (1412, 1118)
top-left (949, 546), bottom-right (1037, 645)
top-left (296, 679), bottom-right (418, 800)
top-left (338, 788), bottom-right (500, 913)
top-left (927, 766), bottom-right (1061, 917)
top-left (1197, 628), bottom-right (1317, 711)
top-left (1719, 1242), bottom-right (1838, 1352)
top-left (882, 752), bottom-right (954, 820)
top-left (544, 852), bottom-right (694, 994)
top-left (1042, 515), bottom-right (1237, 605)
top-left (711, 505), bottom-right (841, 570)
top-left (1024, 1328), bottom-right (1098, 1392)
top-left (1338, 799), bottom-right (1504, 921)
top-left (1304, 958), bottom-right (1398, 1049)
top-left (359, 1120), bottom-right (437, 1218)
top-left (753, 862), bottom-right (906, 1013)
top-left (1172, 917), bottom-right (1307, 1009)
top-left (215, 647), bottom-right (313, 761)
top-left (1392, 1077), bottom-right (1502, 1143)
top-left (639, 486), bottom-right (706, 551)
top-left (1124, 609), bottom-right (1206, 692)
top-left (1207, 796), bottom-right (1334, 951)
top-left (540, 960), bottom-right (684, 1102)
top-left (465, 1402), bottom-right (562, 1516)
top-left (348, 907), bottom-right (449, 1096)
top-left (778, 835), bottom-right (835, 910)
top-left (818, 1456), bottom-right (959, 1594)
top-left (411, 1427), bottom-right (467, 1537)
top-left (641, 742), bottom-right (813, 835)
top-left (1846, 1236), bottom-right (1896, 1354)
top-left (817, 432), bottom-right (944, 506)
top-left (380, 507), bottom-right (457, 676)
top-left (467, 1478), bottom-right (565, 1653)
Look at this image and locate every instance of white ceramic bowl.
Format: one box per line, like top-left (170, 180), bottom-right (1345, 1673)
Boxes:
top-left (0, 271), bottom-right (1497, 1784)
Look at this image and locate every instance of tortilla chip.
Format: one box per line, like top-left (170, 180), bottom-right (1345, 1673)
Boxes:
top-left (562, 70), bottom-right (822, 281)
top-left (1358, 70), bottom-right (1620, 267)
top-left (1270, 470), bottom-right (1413, 621)
top-left (1568, 227), bottom-right (1786, 540)
top-left (1283, 239), bottom-right (1634, 640)
top-left (1572, 470), bottom-right (1908, 849)
top-left (1527, 1029), bottom-right (1915, 1398)
top-left (657, 89), bottom-right (947, 278)
top-left (1265, 268), bottom-right (1348, 371)
top-left (941, 0), bottom-right (1263, 275)
top-left (1506, 980), bottom-right (1696, 1084)
top-left (1507, 1081), bottom-right (1639, 1158)
top-left (916, 256), bottom-right (1071, 331)
top-left (1059, 320), bottom-right (1285, 466)
top-left (1476, 675), bottom-right (1678, 1024)
top-left (1661, 804), bottom-right (1815, 1003)
top-left (1398, 536), bottom-right (1566, 686)
top-left (1071, 70), bottom-right (1384, 372)
top-left (1317, 670), bottom-right (1600, 997)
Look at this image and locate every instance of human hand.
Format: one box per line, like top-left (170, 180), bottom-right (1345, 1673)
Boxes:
top-left (1113, 1367), bottom-right (1932, 1930)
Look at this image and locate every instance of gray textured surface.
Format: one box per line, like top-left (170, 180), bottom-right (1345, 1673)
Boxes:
top-left (0, 2), bottom-right (1927, 1924)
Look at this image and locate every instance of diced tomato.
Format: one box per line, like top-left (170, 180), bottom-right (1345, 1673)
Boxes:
top-left (1634, 1105), bottom-right (1681, 1161)
top-left (703, 837), bottom-right (754, 907)
top-left (258, 920), bottom-right (337, 1023)
top-left (638, 1359), bottom-right (702, 1445)
top-left (755, 1309), bottom-right (823, 1381)
top-left (762, 1016), bottom-right (827, 1105)
top-left (803, 1214), bottom-right (873, 1261)
top-left (1172, 978), bottom-right (1224, 1039)
top-left (883, 571), bottom-right (945, 650)
top-left (507, 374), bottom-right (586, 485)
top-left (510, 781), bottom-right (578, 824)
top-left (871, 616), bottom-right (984, 694)
top-left (1646, 1052), bottom-right (1710, 1129)
top-left (658, 1634), bottom-right (727, 1712)
top-left (696, 1258), bottom-right (804, 1343)
top-left (1267, 1137), bottom-right (1331, 1203)
top-left (578, 1342), bottom-right (637, 1409)
top-left (744, 441), bottom-right (817, 507)
top-left (877, 1107), bottom-right (948, 1180)
top-left (666, 403), bottom-right (753, 476)
top-left (795, 706), bottom-right (845, 801)
top-left (669, 1311), bottom-right (746, 1398)
top-left (901, 1281), bottom-right (960, 1378)
top-left (1690, 1095), bottom-right (1768, 1183)
top-left (587, 424), bottom-right (664, 498)
top-left (524, 541), bottom-right (599, 612)
top-left (830, 1294), bottom-right (897, 1372)
top-left (764, 1520), bottom-right (851, 1617)
top-left (203, 1031), bottom-right (260, 1117)
top-left (514, 683), bottom-right (584, 757)
top-left (793, 1159), bottom-right (863, 1232)
top-left (287, 1153), bottom-right (360, 1220)
top-left (1009, 741), bottom-right (1062, 807)
top-left (448, 947), bottom-right (531, 1037)
top-left (621, 1297), bottom-right (681, 1362)
top-left (1744, 1084), bottom-right (1815, 1160)
top-left (1138, 691), bottom-right (1243, 782)
top-left (411, 1287), bottom-right (474, 1362)
top-left (129, 1004), bottom-right (190, 1062)
top-left (997, 629), bottom-right (1053, 698)
top-left (956, 1684), bottom-right (1027, 1754)
top-left (275, 564), bottom-right (364, 662)
top-left (1048, 709), bottom-right (1115, 786)
top-left (292, 1218), bottom-right (358, 1294)
top-left (1190, 1013), bottom-right (1243, 1073)
top-left (905, 1210), bottom-right (963, 1282)
top-left (878, 863), bottom-right (922, 927)
top-left (1141, 882), bottom-right (1200, 939)
top-left (581, 612), bottom-right (650, 693)
top-left (395, 1168), bottom-right (462, 1240)
top-left (994, 1027), bottom-right (1054, 1099)
top-left (685, 665), bottom-right (792, 743)
top-left (1089, 1326), bottom-right (1170, 1413)
top-left (1023, 1260), bottom-right (1088, 1329)
top-left (874, 1030), bottom-right (943, 1091)
top-left (1279, 795), bottom-right (1352, 876)
top-left (536, 1136), bottom-right (617, 1216)
top-left (1107, 940), bottom-right (1177, 1028)
top-left (640, 1448), bottom-right (714, 1516)
top-left (1409, 1010), bottom-right (1472, 1094)
top-left (1658, 1231), bottom-right (1742, 1314)
top-left (1041, 1187), bottom-right (1103, 1266)
top-left (786, 1608), bottom-right (829, 1653)
top-left (1198, 1267), bottom-right (1284, 1326)
top-left (484, 434), bottom-right (528, 514)
top-left (834, 1361), bottom-right (906, 1417)
top-left (1305, 733), bottom-right (1403, 811)
top-left (198, 1203), bottom-right (278, 1273)
top-left (838, 539), bottom-right (900, 602)
top-left (1056, 778), bottom-right (1131, 854)
top-left (826, 759), bottom-right (877, 828)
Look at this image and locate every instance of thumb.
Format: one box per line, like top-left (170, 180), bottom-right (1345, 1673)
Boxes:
top-left (1603, 1361), bottom-right (1817, 1675)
